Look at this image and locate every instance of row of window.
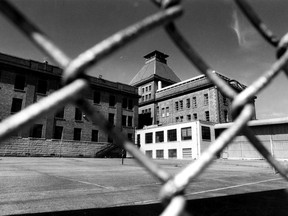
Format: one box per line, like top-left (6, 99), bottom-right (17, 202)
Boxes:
top-left (142, 126), bottom-right (211, 144)
top-left (11, 98), bottom-right (133, 126)
top-left (145, 148), bottom-right (192, 159)
top-left (30, 124), bottom-right (133, 142)
top-left (14, 74), bottom-right (48, 94)
top-left (142, 85), bottom-right (152, 94)
top-left (94, 92), bottom-right (134, 110)
top-left (175, 94), bottom-right (209, 112)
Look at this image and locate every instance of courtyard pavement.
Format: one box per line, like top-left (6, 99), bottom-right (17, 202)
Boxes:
top-left (0, 157), bottom-right (288, 215)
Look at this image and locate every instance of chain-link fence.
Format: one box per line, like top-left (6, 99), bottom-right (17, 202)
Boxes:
top-left (0, 0), bottom-right (288, 215)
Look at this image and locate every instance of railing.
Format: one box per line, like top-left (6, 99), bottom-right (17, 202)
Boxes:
top-left (0, 0), bottom-right (288, 215)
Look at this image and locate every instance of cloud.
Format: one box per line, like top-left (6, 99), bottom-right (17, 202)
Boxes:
top-left (231, 10), bottom-right (262, 50)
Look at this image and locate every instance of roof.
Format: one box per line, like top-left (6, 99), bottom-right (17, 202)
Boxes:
top-left (215, 117), bottom-right (288, 129)
top-left (129, 50), bottom-right (181, 86)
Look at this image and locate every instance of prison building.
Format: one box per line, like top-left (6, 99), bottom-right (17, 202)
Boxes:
top-left (0, 52), bottom-right (139, 157)
top-left (130, 50), bottom-right (256, 128)
top-left (137, 121), bottom-right (215, 160)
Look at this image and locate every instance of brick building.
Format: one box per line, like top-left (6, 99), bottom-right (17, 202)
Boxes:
top-left (0, 52), bottom-right (138, 157)
top-left (130, 50), bottom-right (256, 128)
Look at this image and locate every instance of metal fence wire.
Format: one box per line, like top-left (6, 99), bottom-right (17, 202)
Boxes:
top-left (0, 0), bottom-right (287, 215)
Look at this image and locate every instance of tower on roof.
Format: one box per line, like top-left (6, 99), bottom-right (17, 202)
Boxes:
top-left (130, 50), bottom-right (181, 126)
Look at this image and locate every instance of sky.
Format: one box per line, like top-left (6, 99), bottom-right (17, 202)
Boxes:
top-left (0, 0), bottom-right (288, 120)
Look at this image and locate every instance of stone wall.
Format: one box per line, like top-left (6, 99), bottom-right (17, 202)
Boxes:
top-left (0, 137), bottom-right (109, 157)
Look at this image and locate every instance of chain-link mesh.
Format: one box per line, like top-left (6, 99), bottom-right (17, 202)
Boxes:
top-left (0, 0), bottom-right (287, 215)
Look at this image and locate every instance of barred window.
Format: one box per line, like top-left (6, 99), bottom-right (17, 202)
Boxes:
top-left (204, 93), bottom-right (209, 106)
top-left (205, 111), bottom-right (210, 121)
top-left (181, 127), bottom-right (192, 140)
top-left (145, 132), bottom-right (153, 144)
top-left (155, 131), bottom-right (164, 143)
top-left (186, 98), bottom-right (191, 108)
top-left (180, 100), bottom-right (183, 110)
top-left (167, 129), bottom-right (177, 142)
top-left (192, 97), bottom-right (197, 108)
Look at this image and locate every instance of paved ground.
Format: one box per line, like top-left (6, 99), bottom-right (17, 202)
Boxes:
top-left (0, 157), bottom-right (288, 215)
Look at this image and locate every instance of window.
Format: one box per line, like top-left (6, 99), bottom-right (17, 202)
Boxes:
top-left (202, 126), bottom-right (211, 140)
top-left (156, 150), bottom-right (164, 159)
top-left (187, 114), bottom-right (191, 121)
top-left (142, 96), bottom-right (144, 102)
top-left (156, 106), bottom-right (159, 115)
top-left (180, 116), bottom-right (183, 122)
top-left (155, 131), bottom-right (164, 143)
top-left (30, 124), bottom-right (43, 138)
top-left (148, 94), bottom-right (151, 99)
top-left (137, 134), bottom-right (141, 146)
top-left (168, 149), bottom-right (177, 158)
top-left (161, 108), bottom-right (165, 117)
top-left (93, 91), bottom-right (101, 104)
top-left (53, 126), bottom-right (63, 139)
top-left (75, 108), bottom-right (82, 121)
top-left (145, 132), bottom-right (153, 144)
top-left (55, 107), bottom-right (64, 119)
top-left (73, 128), bottom-right (81, 141)
top-left (142, 87), bottom-right (145, 93)
top-left (108, 113), bottom-right (115, 126)
top-left (146, 150), bottom-right (152, 158)
top-left (205, 111), bottom-right (210, 121)
top-left (146, 86), bottom-right (148, 91)
top-left (122, 98), bottom-right (128, 109)
top-left (224, 110), bottom-right (228, 123)
top-left (37, 79), bottom-right (47, 94)
top-left (149, 85), bottom-right (151, 91)
top-left (181, 127), bottom-right (192, 140)
top-left (148, 108), bottom-right (151, 113)
top-left (122, 115), bottom-right (127, 126)
top-left (167, 129), bottom-right (177, 142)
top-left (193, 113), bottom-right (197, 120)
top-left (145, 95), bottom-right (148, 100)
top-left (109, 95), bottom-right (116, 107)
top-left (192, 97), bottom-right (197, 108)
top-left (91, 130), bottom-right (98, 142)
top-left (128, 99), bottom-right (133, 110)
top-left (127, 133), bottom-right (133, 141)
top-left (11, 98), bottom-right (22, 114)
top-left (180, 100), bottom-right (183, 110)
top-left (176, 117), bottom-right (179, 122)
top-left (128, 116), bottom-right (133, 127)
top-left (108, 136), bottom-right (113, 143)
top-left (166, 107), bottom-right (169, 116)
top-left (175, 101), bottom-right (179, 111)
top-left (204, 93), bottom-right (209, 106)
top-left (14, 74), bottom-right (25, 90)
top-left (186, 98), bottom-right (191, 108)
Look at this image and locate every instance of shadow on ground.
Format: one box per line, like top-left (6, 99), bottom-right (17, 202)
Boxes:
top-left (13, 189), bottom-right (288, 216)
